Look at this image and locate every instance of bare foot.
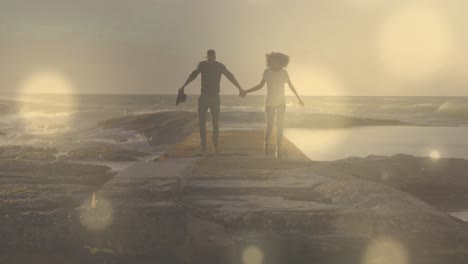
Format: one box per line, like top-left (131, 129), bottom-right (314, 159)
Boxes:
top-left (199, 149), bottom-right (208, 157)
top-left (275, 146), bottom-right (283, 158)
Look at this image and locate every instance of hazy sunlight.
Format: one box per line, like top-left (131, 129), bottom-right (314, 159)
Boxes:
top-left (429, 150), bottom-right (442, 160)
top-left (377, 2), bottom-right (454, 82)
top-left (290, 66), bottom-right (345, 96)
top-left (18, 71), bottom-right (76, 126)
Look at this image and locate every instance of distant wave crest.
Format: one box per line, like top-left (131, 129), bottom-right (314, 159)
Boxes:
top-left (437, 101), bottom-right (468, 117)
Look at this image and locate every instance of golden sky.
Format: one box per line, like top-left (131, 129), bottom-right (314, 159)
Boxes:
top-left (0, 0), bottom-right (467, 95)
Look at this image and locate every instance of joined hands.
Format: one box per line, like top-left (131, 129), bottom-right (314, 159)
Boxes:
top-left (239, 89), bottom-right (248, 98)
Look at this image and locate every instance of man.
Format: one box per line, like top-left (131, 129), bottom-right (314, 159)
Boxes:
top-left (179, 49), bottom-right (244, 156)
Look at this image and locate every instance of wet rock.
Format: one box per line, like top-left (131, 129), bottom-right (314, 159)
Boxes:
top-left (66, 146), bottom-right (149, 162)
top-left (313, 154), bottom-right (468, 209)
top-left (37, 124), bottom-right (67, 130)
top-left (0, 145), bottom-right (58, 161)
top-left (46, 124), bottom-right (67, 130)
top-left (0, 159), bottom-right (113, 185)
top-left (0, 158), bottom-right (114, 214)
top-left (98, 111), bottom-right (197, 146)
top-left (184, 157), bottom-right (468, 263)
top-left (319, 154), bottom-right (468, 190)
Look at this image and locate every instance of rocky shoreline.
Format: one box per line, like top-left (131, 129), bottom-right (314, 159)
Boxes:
top-left (1, 112), bottom-right (467, 263)
top-left (310, 154), bottom-right (468, 213)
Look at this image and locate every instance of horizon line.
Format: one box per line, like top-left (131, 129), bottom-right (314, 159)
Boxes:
top-left (3, 93), bottom-right (468, 98)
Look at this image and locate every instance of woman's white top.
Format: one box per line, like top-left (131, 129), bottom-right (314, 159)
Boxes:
top-left (262, 68), bottom-right (290, 107)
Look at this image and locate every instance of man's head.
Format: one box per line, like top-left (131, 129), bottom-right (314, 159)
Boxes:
top-left (206, 49), bottom-right (216, 63)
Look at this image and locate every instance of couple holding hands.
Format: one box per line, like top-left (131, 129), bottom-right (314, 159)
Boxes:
top-left (178, 49), bottom-right (304, 157)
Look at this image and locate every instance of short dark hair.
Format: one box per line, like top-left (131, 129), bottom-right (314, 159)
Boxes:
top-left (207, 49), bottom-right (216, 56)
top-left (265, 52), bottom-right (290, 68)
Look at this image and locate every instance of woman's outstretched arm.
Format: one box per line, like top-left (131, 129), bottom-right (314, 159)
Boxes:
top-left (287, 80), bottom-right (305, 107)
top-left (244, 80), bottom-right (266, 96)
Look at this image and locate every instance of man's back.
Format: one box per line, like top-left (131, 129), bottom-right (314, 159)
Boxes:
top-left (197, 61), bottom-right (227, 96)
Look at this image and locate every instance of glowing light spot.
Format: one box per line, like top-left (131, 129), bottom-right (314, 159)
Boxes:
top-left (242, 246), bottom-right (264, 264)
top-left (18, 71), bottom-right (76, 127)
top-left (377, 2), bottom-right (454, 81)
top-left (80, 193), bottom-right (114, 232)
top-left (381, 172), bottom-right (390, 181)
top-left (21, 71), bottom-right (74, 94)
top-left (364, 237), bottom-right (408, 264)
top-left (290, 66), bottom-right (345, 96)
top-left (429, 150), bottom-right (441, 160)
top-left (91, 192), bottom-right (97, 209)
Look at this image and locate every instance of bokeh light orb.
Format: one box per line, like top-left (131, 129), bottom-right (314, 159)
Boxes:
top-left (380, 171), bottom-right (390, 182)
top-left (80, 195), bottom-right (114, 232)
top-left (18, 71), bottom-right (76, 126)
top-left (364, 237), bottom-right (408, 264)
top-left (429, 150), bottom-right (441, 161)
top-left (242, 246), bottom-right (264, 264)
top-left (21, 71), bottom-right (74, 94)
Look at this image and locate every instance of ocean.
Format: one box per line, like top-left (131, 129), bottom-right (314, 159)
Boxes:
top-left (1, 94), bottom-right (468, 152)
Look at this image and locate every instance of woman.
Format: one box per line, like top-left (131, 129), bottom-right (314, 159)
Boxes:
top-left (242, 52), bottom-right (304, 157)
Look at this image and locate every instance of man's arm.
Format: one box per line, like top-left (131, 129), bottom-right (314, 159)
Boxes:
top-left (221, 64), bottom-right (242, 92)
top-left (179, 63), bottom-right (201, 92)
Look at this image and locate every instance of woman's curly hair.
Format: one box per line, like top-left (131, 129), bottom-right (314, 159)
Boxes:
top-left (265, 52), bottom-right (290, 69)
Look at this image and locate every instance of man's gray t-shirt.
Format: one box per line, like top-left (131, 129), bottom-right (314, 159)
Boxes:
top-left (189, 61), bottom-right (232, 96)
